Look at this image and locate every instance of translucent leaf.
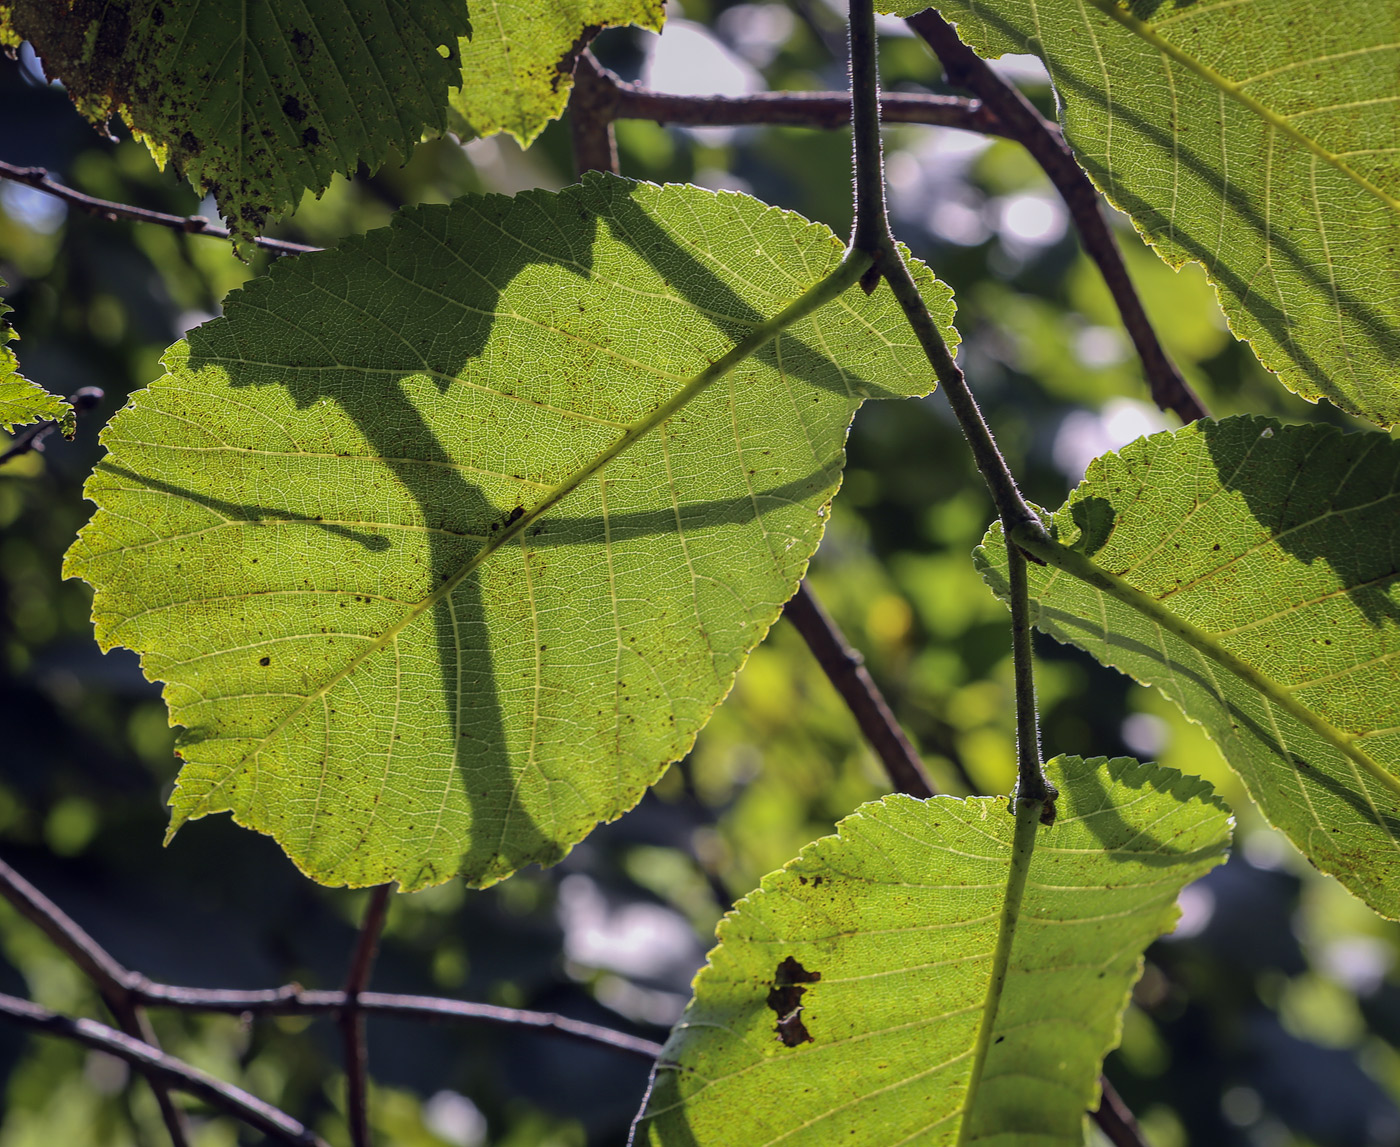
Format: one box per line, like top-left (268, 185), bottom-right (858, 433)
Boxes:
top-left (908, 0), bottom-right (1400, 428)
top-left (635, 756), bottom-right (1231, 1146)
top-left (0, 0), bottom-right (469, 242)
top-left (64, 174), bottom-right (952, 891)
top-left (0, 279), bottom-right (72, 437)
top-left (976, 417), bottom-right (1400, 918)
top-left (448, 0), bottom-right (664, 145)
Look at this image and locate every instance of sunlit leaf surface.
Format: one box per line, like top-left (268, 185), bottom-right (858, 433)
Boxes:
top-left (978, 418), bottom-right (1400, 918)
top-left (0, 279), bottom-right (71, 437)
top-left (910, 0), bottom-right (1400, 427)
top-left (450, 0), bottom-right (664, 144)
top-left (65, 175), bottom-right (952, 890)
top-left (637, 756), bottom-right (1230, 1146)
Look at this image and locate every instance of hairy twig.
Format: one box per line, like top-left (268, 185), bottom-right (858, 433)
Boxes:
top-left (341, 884), bottom-right (393, 1147)
top-left (849, 0), bottom-right (1058, 831)
top-left (0, 993), bottom-right (326, 1146)
top-left (906, 9), bottom-right (1209, 425)
top-left (0, 161), bottom-right (316, 257)
top-left (0, 387), bottom-right (104, 466)
top-left (0, 858), bottom-right (191, 1145)
top-left (783, 583), bottom-right (935, 798)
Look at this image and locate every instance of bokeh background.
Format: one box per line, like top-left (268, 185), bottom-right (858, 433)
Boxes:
top-left (2, 5), bottom-right (1400, 1145)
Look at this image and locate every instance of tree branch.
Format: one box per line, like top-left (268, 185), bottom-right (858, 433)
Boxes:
top-left (0, 993), bottom-right (326, 1146)
top-left (341, 884), bottom-right (393, 1147)
top-left (571, 52), bottom-right (621, 177)
top-left (906, 9), bottom-right (1209, 425)
top-left (0, 387), bottom-right (104, 466)
top-left (0, 858), bottom-right (191, 1146)
top-left (576, 51), bottom-right (999, 134)
top-left (783, 583), bottom-right (935, 798)
top-left (133, 982), bottom-right (665, 1060)
top-left (0, 161), bottom-right (316, 257)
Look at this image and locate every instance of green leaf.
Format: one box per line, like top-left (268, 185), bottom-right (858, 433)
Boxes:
top-left (448, 0), bottom-right (664, 145)
top-left (976, 417), bottom-right (1400, 919)
top-left (0, 0), bottom-right (469, 242)
top-left (636, 756), bottom-right (1230, 1146)
top-left (0, 280), bottom-right (72, 437)
top-left (64, 174), bottom-right (952, 891)
top-left (908, 0), bottom-right (1400, 428)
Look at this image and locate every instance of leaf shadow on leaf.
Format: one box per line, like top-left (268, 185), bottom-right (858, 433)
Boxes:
top-left (93, 464), bottom-right (394, 552)
top-left (972, 7), bottom-right (1400, 416)
top-left (1019, 588), bottom-right (1400, 842)
top-left (591, 183), bottom-right (907, 402)
top-left (1061, 757), bottom-right (1228, 866)
top-left (1200, 418), bottom-right (1400, 630)
top-left (172, 175), bottom-right (900, 887)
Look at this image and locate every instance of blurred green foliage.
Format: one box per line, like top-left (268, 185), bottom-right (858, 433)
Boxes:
top-left (1, 8), bottom-right (1398, 1147)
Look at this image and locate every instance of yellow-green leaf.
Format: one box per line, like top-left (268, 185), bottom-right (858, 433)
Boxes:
top-left (977, 417), bottom-right (1400, 919)
top-left (912, 0), bottom-right (1400, 427)
top-left (637, 756), bottom-right (1231, 1146)
top-left (449, 0), bottom-right (664, 145)
top-left (64, 175), bottom-right (952, 891)
top-left (0, 279), bottom-right (72, 437)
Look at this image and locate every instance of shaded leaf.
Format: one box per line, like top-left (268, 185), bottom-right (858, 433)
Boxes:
top-left (911, 0), bottom-right (1400, 427)
top-left (977, 417), bottom-right (1400, 918)
top-left (0, 280), bottom-right (72, 437)
top-left (64, 174), bottom-right (952, 891)
top-left (0, 0), bottom-right (469, 243)
top-left (448, 0), bottom-right (664, 145)
top-left (635, 756), bottom-right (1230, 1146)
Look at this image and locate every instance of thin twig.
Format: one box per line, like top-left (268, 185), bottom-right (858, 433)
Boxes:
top-left (1095, 1076), bottom-right (1152, 1147)
top-left (0, 858), bottom-right (192, 1146)
top-left (341, 885), bottom-right (393, 1147)
top-left (906, 10), bottom-right (1209, 425)
top-left (577, 51), bottom-right (999, 134)
top-left (0, 993), bottom-right (326, 1146)
top-left (133, 983), bottom-right (665, 1060)
top-left (0, 160), bottom-right (316, 256)
top-left (783, 583), bottom-right (935, 798)
top-left (0, 387), bottom-right (103, 466)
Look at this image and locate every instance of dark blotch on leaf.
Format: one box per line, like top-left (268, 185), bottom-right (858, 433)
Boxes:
top-left (767, 956), bottom-right (820, 1047)
top-left (282, 95), bottom-right (306, 122)
top-left (301, 126), bottom-right (320, 148)
top-left (258, 656), bottom-right (270, 666)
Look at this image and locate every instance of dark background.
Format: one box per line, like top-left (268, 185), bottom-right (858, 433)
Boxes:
top-left (2, 5), bottom-right (1398, 1145)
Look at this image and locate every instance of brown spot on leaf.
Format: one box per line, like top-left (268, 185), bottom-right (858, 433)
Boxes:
top-left (282, 94), bottom-right (306, 122)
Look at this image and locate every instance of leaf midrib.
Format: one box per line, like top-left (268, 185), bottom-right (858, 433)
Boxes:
top-left (1088, 0), bottom-right (1400, 213)
top-left (1013, 524), bottom-right (1400, 811)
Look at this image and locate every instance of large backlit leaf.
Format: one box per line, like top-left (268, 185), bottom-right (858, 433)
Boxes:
top-left (0, 279), bottom-right (71, 437)
top-left (0, 0), bottom-right (468, 242)
top-left (448, 0), bottom-right (664, 145)
top-left (977, 417), bottom-right (1400, 918)
top-left (635, 756), bottom-right (1231, 1146)
top-left (64, 174), bottom-right (951, 891)
top-left (911, 0), bottom-right (1400, 427)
